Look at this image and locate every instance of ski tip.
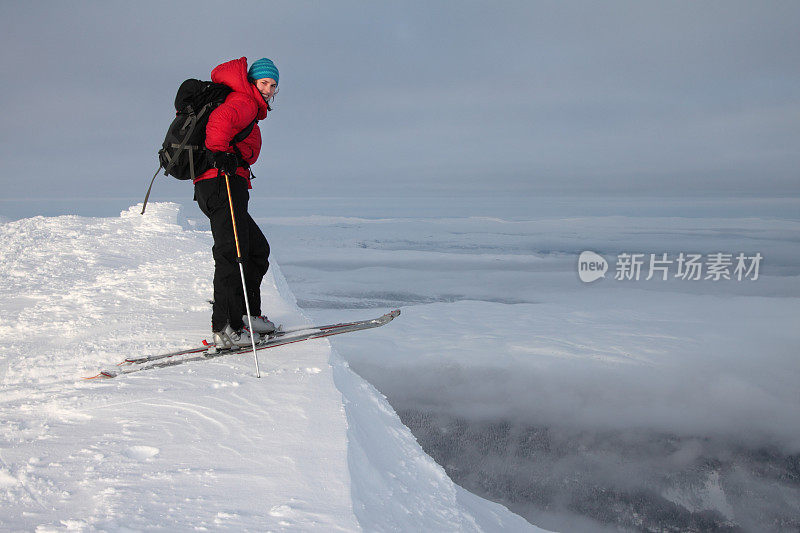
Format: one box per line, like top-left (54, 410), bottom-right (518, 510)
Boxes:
top-left (370, 309), bottom-right (401, 326)
top-left (379, 309), bottom-right (401, 321)
top-left (82, 370), bottom-right (117, 380)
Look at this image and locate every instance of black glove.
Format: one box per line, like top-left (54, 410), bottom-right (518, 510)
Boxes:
top-left (211, 151), bottom-right (238, 177)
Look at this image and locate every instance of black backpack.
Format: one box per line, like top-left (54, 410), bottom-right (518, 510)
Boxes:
top-left (141, 79), bottom-right (257, 214)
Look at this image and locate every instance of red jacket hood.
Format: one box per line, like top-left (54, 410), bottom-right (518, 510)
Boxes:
top-left (210, 57), bottom-right (269, 120)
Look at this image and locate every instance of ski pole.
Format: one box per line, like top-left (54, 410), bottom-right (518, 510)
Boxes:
top-left (223, 171), bottom-right (261, 378)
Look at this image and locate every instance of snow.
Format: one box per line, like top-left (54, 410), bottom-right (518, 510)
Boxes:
top-left (3, 194), bottom-right (798, 531)
top-left (0, 203), bottom-right (542, 531)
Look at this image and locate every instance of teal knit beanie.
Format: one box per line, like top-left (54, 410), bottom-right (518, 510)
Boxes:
top-left (248, 58), bottom-right (279, 84)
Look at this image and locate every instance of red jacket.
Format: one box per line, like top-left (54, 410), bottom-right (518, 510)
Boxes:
top-left (193, 57), bottom-right (270, 187)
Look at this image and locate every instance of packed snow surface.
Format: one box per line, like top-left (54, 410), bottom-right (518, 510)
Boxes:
top-left (0, 203), bottom-right (541, 531)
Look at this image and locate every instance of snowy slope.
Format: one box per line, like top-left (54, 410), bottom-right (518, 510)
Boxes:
top-left (0, 203), bottom-right (542, 532)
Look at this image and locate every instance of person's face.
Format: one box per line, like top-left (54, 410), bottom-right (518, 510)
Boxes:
top-left (255, 78), bottom-right (278, 101)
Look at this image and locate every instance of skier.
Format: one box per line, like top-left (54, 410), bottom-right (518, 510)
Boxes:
top-left (193, 57), bottom-right (279, 348)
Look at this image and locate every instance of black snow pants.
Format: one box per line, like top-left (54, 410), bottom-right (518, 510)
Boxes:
top-left (194, 176), bottom-right (270, 332)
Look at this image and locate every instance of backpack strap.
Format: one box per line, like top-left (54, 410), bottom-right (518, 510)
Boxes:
top-left (232, 118), bottom-right (257, 145)
top-left (162, 103), bottom-right (215, 176)
top-left (140, 163), bottom-right (163, 215)
top-left (229, 118), bottom-right (258, 177)
top-left (143, 105), bottom-right (213, 214)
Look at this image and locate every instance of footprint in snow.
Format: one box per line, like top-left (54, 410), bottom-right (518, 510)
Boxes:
top-left (215, 511), bottom-right (240, 524)
top-left (212, 381), bottom-right (241, 389)
top-left (269, 504), bottom-right (293, 517)
top-left (0, 470), bottom-right (19, 487)
top-left (294, 367), bottom-right (321, 374)
top-left (124, 446), bottom-right (160, 461)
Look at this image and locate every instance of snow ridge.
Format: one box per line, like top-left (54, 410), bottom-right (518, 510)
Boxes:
top-left (0, 203), bottom-right (541, 531)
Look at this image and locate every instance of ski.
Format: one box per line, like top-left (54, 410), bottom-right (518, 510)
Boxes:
top-left (121, 310), bottom-right (398, 366)
top-left (83, 309), bottom-right (400, 380)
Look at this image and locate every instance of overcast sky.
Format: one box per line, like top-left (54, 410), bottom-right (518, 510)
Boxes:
top-left (1, 1), bottom-right (798, 211)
